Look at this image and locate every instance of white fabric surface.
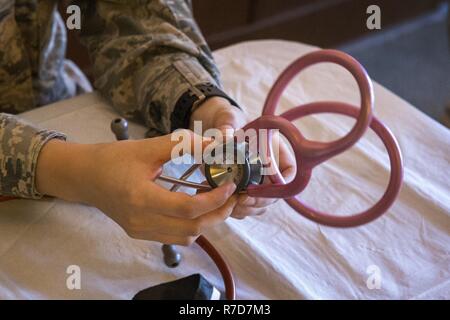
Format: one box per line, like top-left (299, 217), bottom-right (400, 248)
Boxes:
top-left (0, 40), bottom-right (449, 299)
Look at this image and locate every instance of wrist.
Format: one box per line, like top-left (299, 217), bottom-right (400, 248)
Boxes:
top-left (189, 97), bottom-right (233, 130)
top-left (173, 83), bottom-right (240, 132)
top-left (36, 139), bottom-right (96, 203)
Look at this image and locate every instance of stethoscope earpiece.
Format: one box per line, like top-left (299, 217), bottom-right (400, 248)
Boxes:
top-left (110, 118), bottom-right (129, 140)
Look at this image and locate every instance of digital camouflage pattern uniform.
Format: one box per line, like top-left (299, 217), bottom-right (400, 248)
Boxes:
top-left (0, 0), bottom-right (222, 199)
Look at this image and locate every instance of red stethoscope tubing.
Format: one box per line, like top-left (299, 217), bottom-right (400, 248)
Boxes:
top-left (277, 102), bottom-right (403, 227)
top-left (244, 49), bottom-right (403, 227)
top-left (196, 235), bottom-right (235, 300)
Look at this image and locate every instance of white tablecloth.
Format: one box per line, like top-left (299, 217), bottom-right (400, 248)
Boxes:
top-left (0, 40), bottom-right (449, 299)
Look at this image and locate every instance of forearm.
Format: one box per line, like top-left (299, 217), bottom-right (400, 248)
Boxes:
top-left (77, 0), bottom-right (223, 135)
top-left (0, 113), bottom-right (66, 199)
top-left (35, 140), bottom-right (96, 203)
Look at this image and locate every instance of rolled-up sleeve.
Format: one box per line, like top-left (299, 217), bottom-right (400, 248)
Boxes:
top-left (0, 113), bottom-right (66, 199)
top-left (77, 0), bottom-right (222, 136)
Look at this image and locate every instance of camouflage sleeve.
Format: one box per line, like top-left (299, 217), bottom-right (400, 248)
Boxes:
top-left (76, 0), bottom-right (222, 136)
top-left (0, 113), bottom-right (66, 199)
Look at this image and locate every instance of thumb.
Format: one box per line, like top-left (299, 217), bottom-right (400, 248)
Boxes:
top-left (216, 125), bottom-right (236, 146)
top-left (217, 124), bottom-right (236, 135)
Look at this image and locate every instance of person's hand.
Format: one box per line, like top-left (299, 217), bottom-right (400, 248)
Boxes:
top-left (35, 131), bottom-right (238, 245)
top-left (190, 97), bottom-right (296, 219)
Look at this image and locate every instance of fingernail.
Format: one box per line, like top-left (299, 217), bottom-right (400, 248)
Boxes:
top-left (242, 196), bottom-right (254, 206)
top-left (239, 195), bottom-right (249, 205)
top-left (246, 199), bottom-right (254, 206)
top-left (219, 126), bottom-right (235, 137)
top-left (225, 182), bottom-right (237, 195)
top-left (256, 208), bottom-right (267, 216)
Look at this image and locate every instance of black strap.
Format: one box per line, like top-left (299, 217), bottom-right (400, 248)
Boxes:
top-left (170, 83), bottom-right (240, 132)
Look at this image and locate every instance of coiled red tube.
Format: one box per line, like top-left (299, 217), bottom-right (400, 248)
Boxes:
top-left (196, 235), bottom-right (235, 300)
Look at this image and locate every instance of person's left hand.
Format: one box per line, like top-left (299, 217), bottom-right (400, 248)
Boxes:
top-left (190, 97), bottom-right (296, 219)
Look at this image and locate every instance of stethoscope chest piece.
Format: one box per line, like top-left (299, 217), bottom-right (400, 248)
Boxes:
top-left (204, 141), bottom-right (264, 193)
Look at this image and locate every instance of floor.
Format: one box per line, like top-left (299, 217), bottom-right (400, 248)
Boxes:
top-left (338, 3), bottom-right (450, 125)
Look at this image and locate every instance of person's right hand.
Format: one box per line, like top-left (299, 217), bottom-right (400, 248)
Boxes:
top-left (35, 130), bottom-right (237, 245)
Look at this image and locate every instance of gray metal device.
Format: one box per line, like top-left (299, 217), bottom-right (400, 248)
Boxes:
top-left (110, 118), bottom-right (129, 140)
top-left (204, 141), bottom-right (264, 193)
top-left (162, 244), bottom-right (182, 268)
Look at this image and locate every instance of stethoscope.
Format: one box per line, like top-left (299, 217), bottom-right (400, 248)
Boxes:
top-left (112, 49), bottom-right (403, 300)
top-left (1, 49), bottom-right (403, 300)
